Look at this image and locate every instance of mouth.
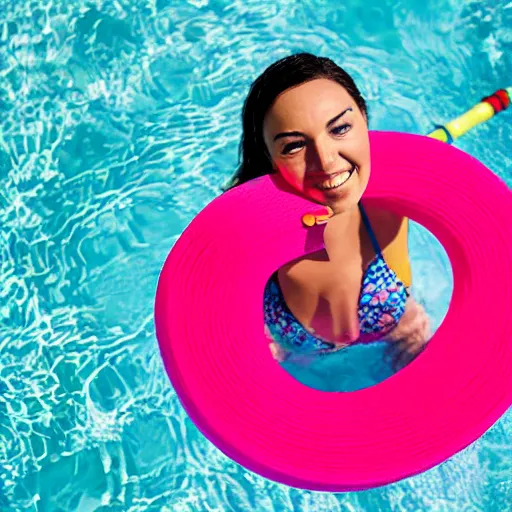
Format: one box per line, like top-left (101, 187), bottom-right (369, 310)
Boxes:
top-left (314, 166), bottom-right (356, 192)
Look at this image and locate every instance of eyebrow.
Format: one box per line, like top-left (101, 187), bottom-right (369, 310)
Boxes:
top-left (272, 107), bottom-right (353, 142)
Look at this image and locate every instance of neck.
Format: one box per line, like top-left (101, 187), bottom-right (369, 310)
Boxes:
top-left (322, 203), bottom-right (361, 263)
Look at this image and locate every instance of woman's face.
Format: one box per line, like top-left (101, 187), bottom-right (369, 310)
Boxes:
top-left (263, 78), bottom-right (370, 214)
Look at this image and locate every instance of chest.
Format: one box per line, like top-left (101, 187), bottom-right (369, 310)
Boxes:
top-left (278, 216), bottom-right (377, 310)
top-left (276, 243), bottom-right (377, 343)
top-left (275, 209), bottom-right (399, 342)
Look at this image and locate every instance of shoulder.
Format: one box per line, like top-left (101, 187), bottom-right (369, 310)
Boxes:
top-left (362, 202), bottom-right (405, 244)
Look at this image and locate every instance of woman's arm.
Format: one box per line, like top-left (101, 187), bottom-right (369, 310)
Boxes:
top-left (380, 214), bottom-right (431, 366)
top-left (381, 214), bottom-right (412, 288)
top-left (384, 297), bottom-right (431, 367)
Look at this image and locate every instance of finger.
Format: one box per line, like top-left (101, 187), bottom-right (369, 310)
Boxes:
top-left (402, 317), bottom-right (423, 340)
top-left (269, 342), bottom-right (287, 362)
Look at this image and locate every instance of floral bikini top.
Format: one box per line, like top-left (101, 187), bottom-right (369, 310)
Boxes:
top-left (263, 203), bottom-right (409, 354)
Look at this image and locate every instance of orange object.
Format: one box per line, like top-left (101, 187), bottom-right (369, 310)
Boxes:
top-left (302, 206), bottom-right (333, 226)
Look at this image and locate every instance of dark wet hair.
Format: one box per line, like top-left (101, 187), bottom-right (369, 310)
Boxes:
top-left (223, 52), bottom-right (369, 191)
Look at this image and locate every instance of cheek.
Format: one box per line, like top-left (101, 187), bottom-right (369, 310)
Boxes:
top-left (354, 136), bottom-right (371, 180)
top-left (355, 132), bottom-right (371, 163)
top-left (276, 162), bottom-right (306, 189)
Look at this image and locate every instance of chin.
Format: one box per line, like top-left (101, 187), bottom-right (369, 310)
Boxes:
top-left (329, 199), bottom-right (358, 215)
top-left (324, 188), bottom-right (362, 215)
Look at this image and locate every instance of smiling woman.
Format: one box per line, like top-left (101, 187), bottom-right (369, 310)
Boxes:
top-left (225, 53), bottom-right (428, 369)
top-left (263, 83), bottom-right (369, 213)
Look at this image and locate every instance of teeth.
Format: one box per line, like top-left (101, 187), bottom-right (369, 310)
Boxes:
top-left (318, 170), bottom-right (352, 190)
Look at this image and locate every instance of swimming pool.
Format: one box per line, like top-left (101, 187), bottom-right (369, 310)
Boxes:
top-left (1, 0), bottom-right (510, 510)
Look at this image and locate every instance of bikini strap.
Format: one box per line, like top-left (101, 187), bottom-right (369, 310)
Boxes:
top-left (358, 202), bottom-right (382, 256)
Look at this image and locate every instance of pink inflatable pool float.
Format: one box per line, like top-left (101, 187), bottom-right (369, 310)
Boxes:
top-left (154, 131), bottom-right (512, 491)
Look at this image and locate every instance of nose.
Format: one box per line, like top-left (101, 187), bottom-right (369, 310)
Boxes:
top-left (310, 140), bottom-right (344, 175)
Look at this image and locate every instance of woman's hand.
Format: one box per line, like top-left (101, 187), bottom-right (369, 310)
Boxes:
top-left (384, 297), bottom-right (431, 368)
top-left (269, 341), bottom-right (290, 362)
top-left (265, 325), bottom-right (290, 362)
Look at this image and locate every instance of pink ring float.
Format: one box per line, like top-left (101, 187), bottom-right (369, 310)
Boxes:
top-left (155, 132), bottom-right (512, 491)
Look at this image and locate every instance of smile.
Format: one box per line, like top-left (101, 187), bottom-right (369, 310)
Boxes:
top-left (315, 166), bottom-right (356, 191)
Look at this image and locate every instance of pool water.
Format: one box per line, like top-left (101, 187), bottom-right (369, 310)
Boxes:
top-left (1, 0), bottom-right (511, 510)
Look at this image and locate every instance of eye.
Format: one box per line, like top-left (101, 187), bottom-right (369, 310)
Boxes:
top-left (281, 123), bottom-right (352, 155)
top-left (332, 123), bottom-right (351, 135)
top-left (282, 140), bottom-right (305, 155)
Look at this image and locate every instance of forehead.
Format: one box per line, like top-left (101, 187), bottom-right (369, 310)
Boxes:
top-left (264, 79), bottom-right (353, 128)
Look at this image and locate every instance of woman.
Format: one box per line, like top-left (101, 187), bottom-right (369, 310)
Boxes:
top-left (225, 53), bottom-right (430, 369)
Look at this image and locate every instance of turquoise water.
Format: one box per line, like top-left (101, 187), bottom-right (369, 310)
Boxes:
top-left (1, 0), bottom-right (511, 510)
